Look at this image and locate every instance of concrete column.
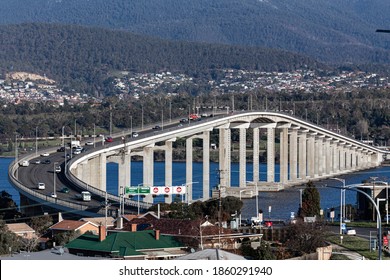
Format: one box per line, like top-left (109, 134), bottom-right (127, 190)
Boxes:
top-left (339, 145), bottom-right (345, 171)
top-left (118, 154), bottom-right (131, 194)
top-left (333, 141), bottom-right (339, 173)
top-left (307, 134), bottom-right (316, 178)
top-left (280, 127), bottom-right (288, 184)
top-left (186, 137), bottom-right (193, 202)
top-left (143, 146), bottom-right (154, 203)
top-left (351, 148), bottom-right (357, 169)
top-left (267, 127), bottom-right (275, 182)
top-left (298, 131), bottom-right (307, 179)
top-left (253, 127), bottom-right (260, 183)
top-left (289, 128), bottom-right (298, 182)
top-left (203, 131), bottom-right (210, 200)
top-left (325, 138), bottom-right (331, 175)
top-left (239, 128), bottom-right (247, 188)
top-left (99, 153), bottom-right (107, 192)
top-left (165, 140), bottom-right (173, 204)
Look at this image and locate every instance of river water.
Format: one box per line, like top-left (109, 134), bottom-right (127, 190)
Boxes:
top-left (2, 157), bottom-right (390, 220)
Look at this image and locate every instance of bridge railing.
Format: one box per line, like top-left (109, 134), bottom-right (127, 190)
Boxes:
top-left (8, 153), bottom-right (100, 214)
top-left (64, 160), bottom-right (153, 210)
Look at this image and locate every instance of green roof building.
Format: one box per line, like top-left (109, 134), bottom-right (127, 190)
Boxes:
top-left (65, 227), bottom-right (186, 260)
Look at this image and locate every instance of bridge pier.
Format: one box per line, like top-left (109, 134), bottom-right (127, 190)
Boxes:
top-left (64, 111), bottom-right (386, 211)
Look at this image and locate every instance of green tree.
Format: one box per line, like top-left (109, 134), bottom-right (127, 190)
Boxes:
top-left (29, 215), bottom-right (53, 236)
top-left (0, 220), bottom-right (22, 254)
top-left (298, 181), bottom-right (320, 218)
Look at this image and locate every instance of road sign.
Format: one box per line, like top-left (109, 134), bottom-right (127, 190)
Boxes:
top-left (125, 186), bottom-right (151, 194)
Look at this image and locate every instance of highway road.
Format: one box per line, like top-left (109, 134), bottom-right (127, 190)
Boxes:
top-left (15, 113), bottom-right (222, 216)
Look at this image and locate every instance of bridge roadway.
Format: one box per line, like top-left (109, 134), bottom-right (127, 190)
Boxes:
top-left (9, 111), bottom-right (388, 218)
top-left (9, 115), bottom-right (205, 217)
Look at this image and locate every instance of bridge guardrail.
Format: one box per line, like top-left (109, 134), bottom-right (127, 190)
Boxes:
top-left (8, 152), bottom-right (101, 214)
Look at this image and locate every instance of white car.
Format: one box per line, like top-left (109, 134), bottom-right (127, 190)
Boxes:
top-left (344, 228), bottom-right (356, 235)
top-left (50, 192), bottom-right (57, 198)
top-left (40, 152), bottom-right (50, 157)
top-left (85, 141), bottom-right (94, 146)
top-left (55, 166), bottom-right (61, 173)
top-left (37, 183), bottom-right (45, 190)
top-left (131, 132), bottom-right (139, 138)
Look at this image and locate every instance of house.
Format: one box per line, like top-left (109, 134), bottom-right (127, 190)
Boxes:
top-left (121, 218), bottom-right (239, 250)
top-left (49, 219), bottom-right (99, 237)
top-left (79, 217), bottom-right (115, 229)
top-left (6, 223), bottom-right (36, 239)
top-left (65, 226), bottom-right (186, 259)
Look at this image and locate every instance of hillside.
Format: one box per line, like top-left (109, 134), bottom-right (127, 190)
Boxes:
top-left (1, 0), bottom-right (390, 64)
top-left (0, 23), bottom-right (322, 95)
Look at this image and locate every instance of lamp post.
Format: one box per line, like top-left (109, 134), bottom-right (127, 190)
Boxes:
top-left (183, 181), bottom-right (198, 205)
top-left (35, 126), bottom-right (38, 156)
top-left (239, 189), bottom-right (246, 227)
top-left (53, 162), bottom-right (58, 198)
top-left (327, 183), bottom-right (383, 260)
top-left (137, 183), bottom-right (143, 215)
top-left (247, 180), bottom-right (259, 219)
top-left (15, 134), bottom-right (18, 179)
top-left (329, 178), bottom-right (346, 235)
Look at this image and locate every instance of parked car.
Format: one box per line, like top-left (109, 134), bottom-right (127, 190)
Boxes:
top-left (37, 183), bottom-right (45, 190)
top-left (343, 228), bottom-right (356, 235)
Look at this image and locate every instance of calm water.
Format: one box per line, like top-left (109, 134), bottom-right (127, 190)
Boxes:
top-left (2, 157), bottom-right (390, 220)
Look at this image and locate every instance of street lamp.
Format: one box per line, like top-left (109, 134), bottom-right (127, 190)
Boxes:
top-left (53, 162), bottom-right (58, 198)
top-left (183, 181), bottom-right (198, 205)
top-left (239, 189), bottom-right (246, 227)
top-left (329, 177), bottom-right (346, 235)
top-left (247, 180), bottom-right (259, 219)
top-left (35, 126), bottom-right (38, 156)
top-left (327, 183), bottom-right (383, 260)
top-left (137, 183), bottom-right (143, 215)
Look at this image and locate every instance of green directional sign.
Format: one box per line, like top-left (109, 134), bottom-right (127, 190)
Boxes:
top-left (125, 186), bottom-right (151, 194)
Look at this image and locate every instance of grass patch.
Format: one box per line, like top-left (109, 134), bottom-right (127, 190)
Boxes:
top-left (326, 233), bottom-right (390, 260)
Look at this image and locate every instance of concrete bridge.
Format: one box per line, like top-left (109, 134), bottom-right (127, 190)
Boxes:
top-left (64, 111), bottom-right (387, 208)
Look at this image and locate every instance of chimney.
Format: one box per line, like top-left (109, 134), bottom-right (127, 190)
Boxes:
top-left (58, 212), bottom-right (63, 222)
top-left (99, 225), bottom-right (106, 242)
top-left (155, 229), bottom-right (160, 240)
top-left (131, 224), bottom-right (137, 232)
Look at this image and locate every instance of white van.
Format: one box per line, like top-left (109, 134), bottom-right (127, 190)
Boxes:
top-left (20, 160), bottom-right (30, 167)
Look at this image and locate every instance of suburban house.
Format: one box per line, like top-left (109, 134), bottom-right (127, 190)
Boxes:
top-left (49, 219), bottom-right (100, 237)
top-left (6, 223), bottom-right (36, 239)
top-left (65, 226), bottom-right (186, 259)
top-left (121, 218), bottom-right (245, 250)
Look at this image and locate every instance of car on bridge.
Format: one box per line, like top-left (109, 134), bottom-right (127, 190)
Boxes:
top-left (37, 183), bottom-right (45, 190)
top-left (131, 132), bottom-right (139, 138)
top-left (105, 136), bottom-right (113, 143)
top-left (40, 152), bottom-right (50, 157)
top-left (60, 187), bottom-right (70, 194)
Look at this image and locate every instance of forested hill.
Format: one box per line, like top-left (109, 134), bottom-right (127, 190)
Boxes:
top-left (1, 0), bottom-right (390, 64)
top-left (0, 23), bottom-right (322, 95)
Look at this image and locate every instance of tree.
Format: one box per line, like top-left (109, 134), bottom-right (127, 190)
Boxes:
top-left (284, 221), bottom-right (327, 256)
top-left (298, 181), bottom-right (320, 218)
top-left (0, 220), bottom-right (22, 255)
top-left (0, 191), bottom-right (23, 221)
top-left (29, 215), bottom-right (53, 236)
